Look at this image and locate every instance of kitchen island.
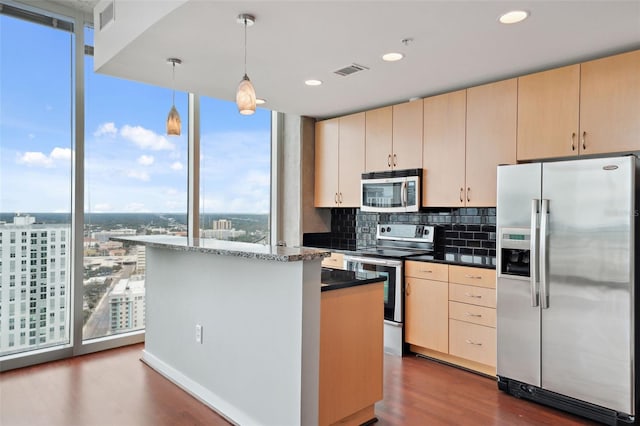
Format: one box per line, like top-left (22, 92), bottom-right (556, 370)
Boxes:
top-left (112, 236), bottom-right (383, 426)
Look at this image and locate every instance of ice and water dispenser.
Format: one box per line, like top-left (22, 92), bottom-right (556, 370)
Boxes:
top-left (499, 228), bottom-right (531, 277)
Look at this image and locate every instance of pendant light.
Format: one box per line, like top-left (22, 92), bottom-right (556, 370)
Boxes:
top-left (236, 14), bottom-right (256, 115)
top-left (166, 58), bottom-right (182, 136)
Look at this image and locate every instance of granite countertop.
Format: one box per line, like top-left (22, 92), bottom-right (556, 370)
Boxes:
top-left (111, 235), bottom-right (330, 262)
top-left (321, 268), bottom-right (385, 292)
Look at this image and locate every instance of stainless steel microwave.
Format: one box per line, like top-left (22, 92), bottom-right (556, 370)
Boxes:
top-left (361, 169), bottom-right (422, 212)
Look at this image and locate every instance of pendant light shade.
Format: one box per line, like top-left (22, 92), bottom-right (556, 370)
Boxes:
top-left (236, 14), bottom-right (256, 115)
top-left (166, 58), bottom-right (182, 136)
top-left (167, 105), bottom-right (181, 135)
top-left (236, 74), bottom-right (256, 115)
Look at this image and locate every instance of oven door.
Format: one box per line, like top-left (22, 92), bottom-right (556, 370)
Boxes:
top-left (344, 255), bottom-right (403, 322)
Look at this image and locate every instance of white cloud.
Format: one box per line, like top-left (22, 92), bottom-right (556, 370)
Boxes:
top-left (126, 170), bottom-right (150, 181)
top-left (120, 125), bottom-right (175, 151)
top-left (28, 133), bottom-right (35, 139)
top-left (17, 151), bottom-right (52, 167)
top-left (16, 147), bottom-right (74, 167)
top-left (93, 203), bottom-right (112, 212)
top-left (124, 202), bottom-right (148, 212)
top-left (137, 155), bottom-right (155, 166)
top-left (94, 122), bottom-right (118, 138)
top-left (51, 147), bottom-right (73, 161)
top-left (170, 161), bottom-right (184, 171)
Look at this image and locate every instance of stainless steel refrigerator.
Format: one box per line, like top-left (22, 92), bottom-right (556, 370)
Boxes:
top-left (496, 155), bottom-right (638, 425)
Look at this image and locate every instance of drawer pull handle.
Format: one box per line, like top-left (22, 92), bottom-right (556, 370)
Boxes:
top-left (420, 270), bottom-right (433, 273)
top-left (464, 293), bottom-right (482, 299)
top-left (465, 339), bottom-right (483, 346)
top-left (464, 312), bottom-right (482, 318)
top-left (465, 274), bottom-right (482, 279)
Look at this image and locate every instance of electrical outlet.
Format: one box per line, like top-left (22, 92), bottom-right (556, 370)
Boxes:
top-left (195, 324), bottom-right (203, 344)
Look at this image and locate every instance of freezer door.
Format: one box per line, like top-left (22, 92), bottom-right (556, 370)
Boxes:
top-left (496, 163), bottom-right (542, 386)
top-left (541, 156), bottom-right (635, 414)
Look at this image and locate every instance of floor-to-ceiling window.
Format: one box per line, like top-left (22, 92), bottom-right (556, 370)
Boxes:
top-left (199, 97), bottom-right (271, 244)
top-left (83, 27), bottom-right (189, 341)
top-left (0, 2), bottom-right (273, 367)
top-left (0, 10), bottom-right (74, 357)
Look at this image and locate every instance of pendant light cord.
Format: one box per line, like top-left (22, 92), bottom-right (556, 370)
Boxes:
top-left (243, 18), bottom-right (248, 76)
top-left (172, 62), bottom-right (176, 106)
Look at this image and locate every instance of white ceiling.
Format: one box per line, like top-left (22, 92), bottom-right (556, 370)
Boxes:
top-left (54, 1), bottom-right (640, 119)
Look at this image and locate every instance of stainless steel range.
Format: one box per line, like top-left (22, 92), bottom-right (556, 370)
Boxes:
top-left (343, 223), bottom-right (437, 355)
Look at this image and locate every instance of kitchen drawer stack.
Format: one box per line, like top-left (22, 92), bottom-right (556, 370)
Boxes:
top-left (405, 261), bottom-right (497, 376)
top-left (321, 252), bottom-right (345, 270)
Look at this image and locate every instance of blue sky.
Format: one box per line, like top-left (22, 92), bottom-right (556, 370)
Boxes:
top-left (1, 16), bottom-right (271, 214)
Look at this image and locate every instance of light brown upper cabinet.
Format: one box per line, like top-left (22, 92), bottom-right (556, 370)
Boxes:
top-left (423, 90), bottom-right (467, 206)
top-left (365, 101), bottom-right (423, 172)
top-left (315, 113), bottom-right (365, 207)
top-left (517, 65), bottom-right (580, 160)
top-left (391, 99), bottom-right (423, 170)
top-left (517, 49), bottom-right (640, 160)
top-left (365, 106), bottom-right (393, 172)
top-left (580, 49), bottom-right (640, 155)
top-left (465, 79), bottom-right (517, 206)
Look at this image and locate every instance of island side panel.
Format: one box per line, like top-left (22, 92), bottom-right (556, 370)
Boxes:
top-left (142, 246), bottom-right (321, 426)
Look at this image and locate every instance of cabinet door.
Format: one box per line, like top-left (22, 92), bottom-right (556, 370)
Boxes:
top-left (466, 79), bottom-right (517, 207)
top-left (517, 65), bottom-right (580, 160)
top-left (338, 112), bottom-right (365, 207)
top-left (314, 118), bottom-right (339, 207)
top-left (392, 99), bottom-right (423, 170)
top-left (365, 106), bottom-right (393, 172)
top-left (580, 49), bottom-right (640, 155)
top-left (423, 90), bottom-right (466, 207)
top-left (405, 278), bottom-right (448, 353)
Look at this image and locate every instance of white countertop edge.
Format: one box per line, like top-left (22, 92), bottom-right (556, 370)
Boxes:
top-left (111, 235), bottom-right (330, 262)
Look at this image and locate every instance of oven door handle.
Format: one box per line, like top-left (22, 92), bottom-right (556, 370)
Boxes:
top-left (344, 256), bottom-right (403, 267)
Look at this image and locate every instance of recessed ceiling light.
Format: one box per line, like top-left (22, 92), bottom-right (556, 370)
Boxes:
top-left (255, 98), bottom-right (266, 105)
top-left (382, 52), bottom-right (404, 62)
top-left (305, 79), bottom-right (323, 86)
top-left (499, 10), bottom-right (529, 24)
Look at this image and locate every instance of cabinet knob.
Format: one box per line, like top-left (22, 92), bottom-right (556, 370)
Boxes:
top-left (459, 188), bottom-right (464, 203)
top-left (393, 154), bottom-right (397, 167)
top-left (387, 154), bottom-right (392, 167)
top-left (464, 292), bottom-right (482, 299)
top-left (338, 192), bottom-right (343, 204)
top-left (406, 282), bottom-right (411, 295)
top-left (334, 193), bottom-right (338, 204)
top-left (465, 274), bottom-right (482, 279)
top-left (571, 132), bottom-right (576, 151)
top-left (464, 312), bottom-right (482, 318)
top-left (465, 339), bottom-right (483, 346)
top-left (582, 131), bottom-right (587, 150)
top-left (467, 187), bottom-right (471, 203)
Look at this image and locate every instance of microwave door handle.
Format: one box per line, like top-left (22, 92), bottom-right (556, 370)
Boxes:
top-left (401, 181), bottom-right (407, 207)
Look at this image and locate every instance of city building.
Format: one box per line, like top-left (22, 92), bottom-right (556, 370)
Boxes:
top-left (135, 246), bottom-right (146, 275)
top-left (108, 276), bottom-right (145, 333)
top-left (91, 228), bottom-right (137, 243)
top-left (212, 219), bottom-right (232, 230)
top-left (0, 215), bottom-right (70, 355)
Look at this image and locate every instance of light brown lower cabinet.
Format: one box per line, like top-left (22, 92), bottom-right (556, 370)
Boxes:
top-left (319, 282), bottom-right (384, 426)
top-left (405, 261), bottom-right (497, 376)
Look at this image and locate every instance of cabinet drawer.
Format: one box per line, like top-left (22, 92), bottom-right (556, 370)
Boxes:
top-left (449, 283), bottom-right (496, 308)
top-left (449, 319), bottom-right (496, 367)
top-left (405, 261), bottom-right (448, 281)
top-left (321, 252), bottom-right (345, 270)
top-left (449, 301), bottom-right (496, 328)
top-left (449, 265), bottom-right (496, 289)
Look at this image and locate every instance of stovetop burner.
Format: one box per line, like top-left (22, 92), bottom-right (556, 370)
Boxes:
top-left (356, 223), bottom-right (440, 259)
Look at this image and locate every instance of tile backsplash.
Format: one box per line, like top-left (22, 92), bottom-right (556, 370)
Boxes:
top-left (358, 208), bottom-right (496, 257)
top-left (303, 207), bottom-right (496, 258)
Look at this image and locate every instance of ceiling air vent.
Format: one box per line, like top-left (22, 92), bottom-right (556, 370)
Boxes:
top-left (334, 63), bottom-right (369, 77)
top-left (99, 1), bottom-right (115, 30)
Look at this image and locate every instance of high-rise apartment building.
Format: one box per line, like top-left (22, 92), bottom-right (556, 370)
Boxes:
top-left (109, 276), bottom-right (145, 332)
top-left (0, 215), bottom-right (70, 355)
top-left (212, 219), bottom-right (232, 230)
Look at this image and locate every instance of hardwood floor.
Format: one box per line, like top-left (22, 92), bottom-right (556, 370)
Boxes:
top-left (0, 344), bottom-right (595, 426)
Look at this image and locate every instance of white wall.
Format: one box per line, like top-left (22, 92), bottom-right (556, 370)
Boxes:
top-left (143, 247), bottom-right (321, 425)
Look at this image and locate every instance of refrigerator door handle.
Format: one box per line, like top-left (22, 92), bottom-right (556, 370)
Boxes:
top-left (530, 199), bottom-right (540, 307)
top-left (540, 199), bottom-right (549, 309)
